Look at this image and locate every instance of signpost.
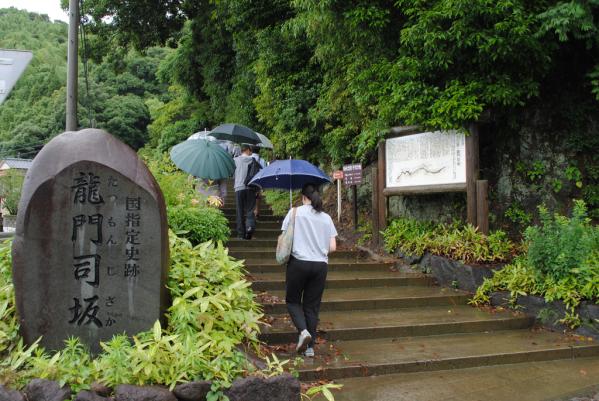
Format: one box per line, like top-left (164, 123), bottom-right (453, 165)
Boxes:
top-left (343, 164), bottom-right (362, 229)
top-left (0, 49), bottom-right (33, 105)
top-left (333, 170), bottom-right (344, 222)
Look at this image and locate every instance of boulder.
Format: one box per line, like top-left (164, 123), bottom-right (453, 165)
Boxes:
top-left (114, 385), bottom-right (176, 401)
top-left (0, 385), bottom-right (25, 401)
top-left (75, 390), bottom-right (111, 401)
top-left (172, 381), bottom-right (211, 401)
top-left (90, 383), bottom-right (112, 398)
top-left (226, 374), bottom-right (300, 401)
top-left (24, 379), bottom-right (71, 401)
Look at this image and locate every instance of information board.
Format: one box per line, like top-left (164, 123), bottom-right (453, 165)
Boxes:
top-left (385, 130), bottom-right (466, 189)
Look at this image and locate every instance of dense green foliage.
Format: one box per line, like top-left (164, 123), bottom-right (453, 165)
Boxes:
top-left (472, 201), bottom-right (599, 327)
top-left (141, 150), bottom-right (230, 244)
top-left (0, 234), bottom-right (265, 398)
top-left (77, 0), bottom-right (599, 163)
top-left (383, 218), bottom-right (515, 264)
top-left (0, 8), bottom-right (167, 155)
top-left (0, 170), bottom-right (25, 215)
top-left (168, 206), bottom-right (230, 245)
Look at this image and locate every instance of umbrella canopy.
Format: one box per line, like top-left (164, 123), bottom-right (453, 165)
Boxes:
top-left (170, 139), bottom-right (235, 180)
top-left (255, 132), bottom-right (274, 149)
top-left (210, 123), bottom-right (260, 145)
top-left (188, 130), bottom-right (215, 141)
top-left (249, 159), bottom-right (332, 190)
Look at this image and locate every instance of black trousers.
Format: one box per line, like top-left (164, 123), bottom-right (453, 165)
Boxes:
top-left (235, 188), bottom-right (256, 237)
top-left (285, 256), bottom-right (328, 348)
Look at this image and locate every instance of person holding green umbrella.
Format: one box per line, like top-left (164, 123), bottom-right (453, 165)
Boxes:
top-left (170, 138), bottom-right (235, 201)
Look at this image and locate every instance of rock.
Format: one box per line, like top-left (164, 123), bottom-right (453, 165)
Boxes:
top-left (114, 385), bottom-right (176, 401)
top-left (396, 250), bottom-right (423, 265)
top-left (90, 382), bottom-right (112, 397)
top-left (24, 379), bottom-right (71, 401)
top-left (75, 390), bottom-right (111, 401)
top-left (172, 381), bottom-right (211, 401)
top-left (0, 385), bottom-right (25, 401)
top-left (12, 129), bottom-right (169, 354)
top-left (226, 374), bottom-right (300, 401)
top-left (489, 291), bottom-right (511, 307)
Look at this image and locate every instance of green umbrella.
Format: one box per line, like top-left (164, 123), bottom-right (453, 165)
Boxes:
top-left (170, 139), bottom-right (235, 180)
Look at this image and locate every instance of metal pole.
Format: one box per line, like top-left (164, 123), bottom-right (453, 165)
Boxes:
top-left (352, 185), bottom-right (358, 229)
top-left (66, 0), bottom-right (79, 131)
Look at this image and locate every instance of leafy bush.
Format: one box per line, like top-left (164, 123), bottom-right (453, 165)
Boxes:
top-left (383, 218), bottom-right (514, 264)
top-left (0, 170), bottom-right (25, 215)
top-left (525, 200), bottom-right (599, 281)
top-left (0, 233), bottom-right (264, 398)
top-left (168, 205), bottom-right (230, 245)
top-left (472, 201), bottom-right (599, 328)
top-left (140, 150), bottom-right (198, 208)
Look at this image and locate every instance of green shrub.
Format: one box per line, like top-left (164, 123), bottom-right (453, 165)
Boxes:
top-left (525, 200), bottom-right (599, 282)
top-left (382, 218), bottom-right (514, 264)
top-left (167, 205), bottom-right (230, 245)
top-left (0, 170), bottom-right (25, 215)
top-left (141, 151), bottom-right (198, 208)
top-left (472, 201), bottom-right (599, 328)
top-left (0, 233), bottom-right (264, 398)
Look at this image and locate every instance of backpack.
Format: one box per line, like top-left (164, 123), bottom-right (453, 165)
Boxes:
top-left (244, 158), bottom-right (263, 186)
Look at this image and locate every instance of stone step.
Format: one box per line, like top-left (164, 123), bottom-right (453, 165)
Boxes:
top-left (228, 238), bottom-right (279, 248)
top-left (324, 357), bottom-right (599, 401)
top-left (225, 214), bottom-right (281, 222)
top-left (222, 205), bottom-right (274, 214)
top-left (288, 329), bottom-right (599, 381)
top-left (244, 261), bottom-right (395, 273)
top-left (261, 305), bottom-right (534, 343)
top-left (222, 208), bottom-right (273, 216)
top-left (230, 249), bottom-right (362, 260)
top-left (229, 221), bottom-right (280, 229)
top-left (249, 270), bottom-right (433, 291)
top-left (227, 229), bottom-right (281, 239)
top-left (260, 286), bottom-right (470, 314)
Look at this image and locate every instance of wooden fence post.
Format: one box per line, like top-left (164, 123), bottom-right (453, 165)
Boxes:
top-left (476, 180), bottom-right (489, 235)
top-left (372, 167), bottom-right (380, 246)
top-left (466, 124), bottom-right (480, 226)
top-left (377, 141), bottom-right (387, 231)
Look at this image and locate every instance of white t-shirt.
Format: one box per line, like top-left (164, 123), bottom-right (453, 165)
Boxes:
top-left (281, 205), bottom-right (338, 263)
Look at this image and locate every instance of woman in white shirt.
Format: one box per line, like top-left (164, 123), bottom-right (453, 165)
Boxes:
top-left (281, 183), bottom-right (337, 357)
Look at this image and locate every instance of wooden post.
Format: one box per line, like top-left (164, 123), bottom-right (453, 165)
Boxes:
top-left (476, 180), bottom-right (489, 235)
top-left (466, 124), bottom-right (480, 226)
top-left (352, 185), bottom-right (358, 230)
top-left (371, 167), bottom-right (380, 246)
top-left (337, 178), bottom-right (342, 223)
top-left (377, 141), bottom-right (387, 231)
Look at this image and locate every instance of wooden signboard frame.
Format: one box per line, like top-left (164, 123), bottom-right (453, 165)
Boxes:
top-left (373, 125), bottom-right (487, 245)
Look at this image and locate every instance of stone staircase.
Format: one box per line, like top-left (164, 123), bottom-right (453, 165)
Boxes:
top-left (222, 187), bottom-right (599, 400)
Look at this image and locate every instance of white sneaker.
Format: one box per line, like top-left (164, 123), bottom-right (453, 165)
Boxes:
top-left (304, 347), bottom-right (315, 357)
top-left (296, 329), bottom-right (312, 352)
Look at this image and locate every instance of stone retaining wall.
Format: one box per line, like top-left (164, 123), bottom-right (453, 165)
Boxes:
top-left (490, 291), bottom-right (599, 339)
top-left (0, 375), bottom-right (301, 401)
top-left (398, 251), bottom-right (502, 293)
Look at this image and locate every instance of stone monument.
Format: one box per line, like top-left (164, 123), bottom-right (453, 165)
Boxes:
top-left (12, 129), bottom-right (169, 353)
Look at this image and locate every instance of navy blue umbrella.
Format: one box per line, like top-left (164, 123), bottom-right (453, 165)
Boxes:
top-left (248, 159), bottom-right (332, 206)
